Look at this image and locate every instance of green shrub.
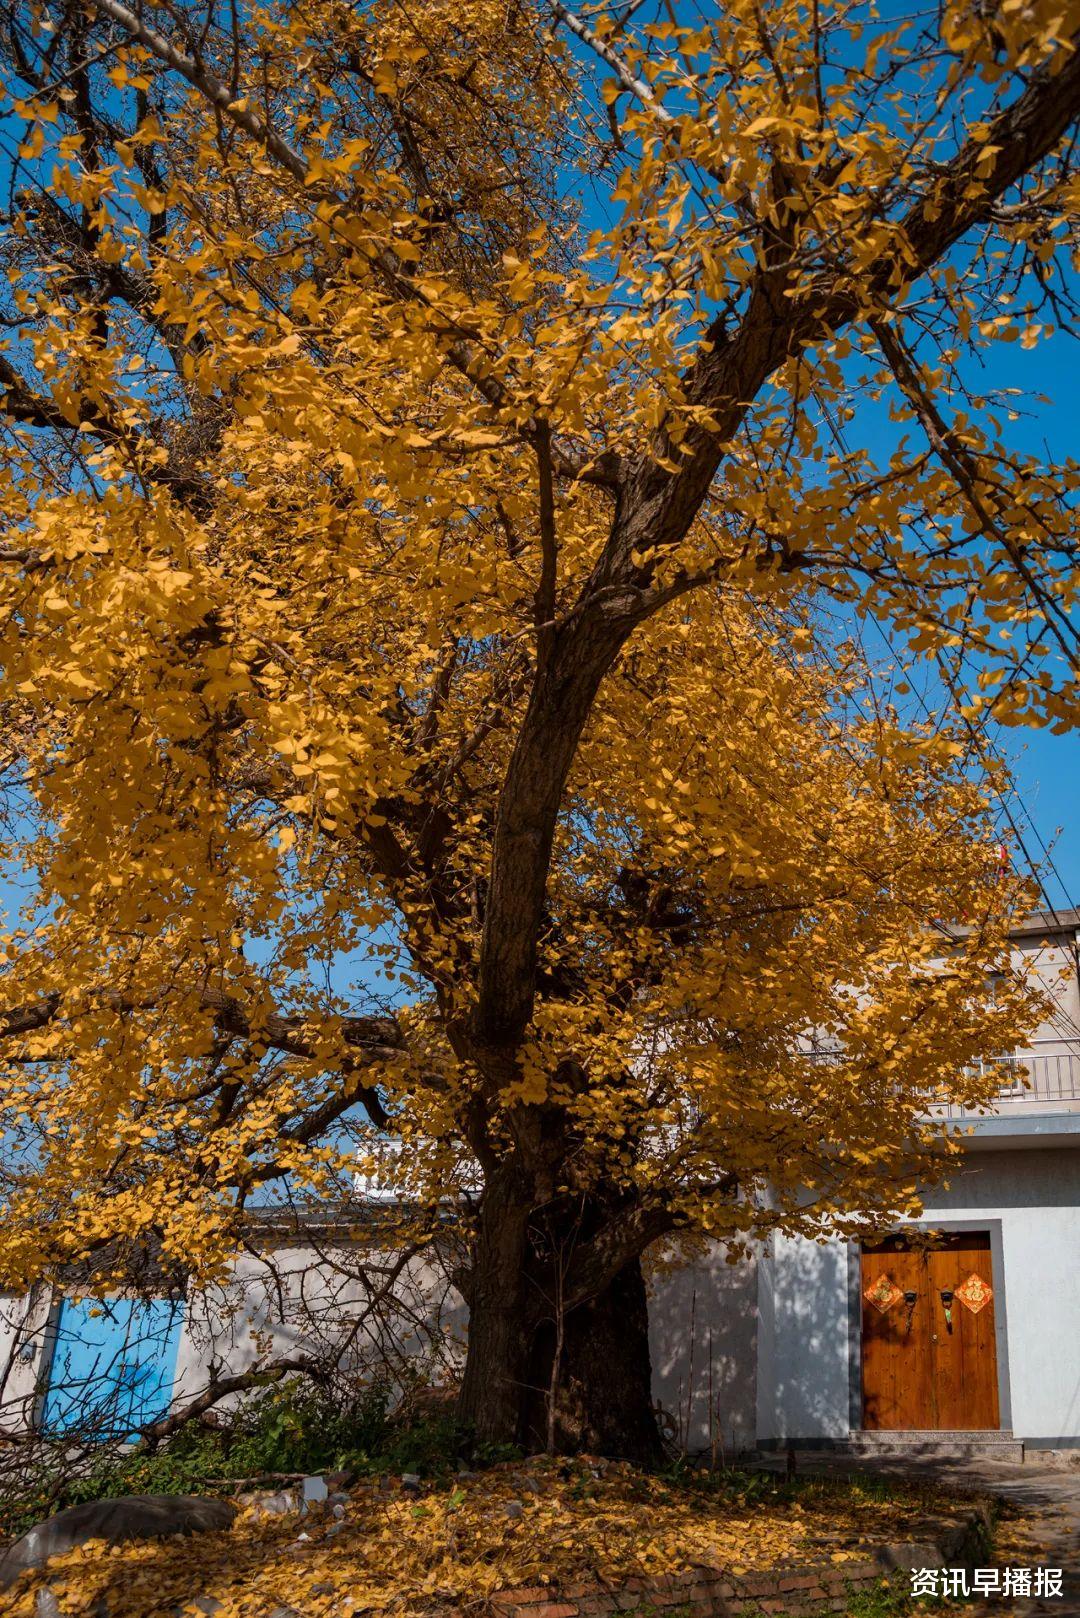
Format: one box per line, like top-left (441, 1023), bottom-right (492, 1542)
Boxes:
top-left (0, 1376), bottom-right (510, 1539)
top-left (214, 1375), bottom-right (393, 1478)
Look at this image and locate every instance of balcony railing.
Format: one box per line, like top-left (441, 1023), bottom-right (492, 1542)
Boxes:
top-left (803, 1048), bottom-right (1080, 1119)
top-left (936, 1051), bottom-right (1080, 1119)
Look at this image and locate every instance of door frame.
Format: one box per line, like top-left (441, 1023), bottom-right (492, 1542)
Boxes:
top-left (846, 1219), bottom-right (1012, 1433)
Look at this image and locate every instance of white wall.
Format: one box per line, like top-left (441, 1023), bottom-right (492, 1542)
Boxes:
top-left (648, 1242), bottom-right (758, 1458)
top-left (171, 1236), bottom-right (762, 1458)
top-left (1014, 934), bottom-right (1080, 1056)
top-left (3, 1236), bottom-right (763, 1451)
top-left (14, 1145), bottom-right (1074, 1451)
top-left (758, 1146), bottom-right (1080, 1444)
top-left (0, 1285), bottom-right (55, 1433)
top-left (756, 1232), bottom-right (851, 1444)
top-left (172, 1238), bottom-right (467, 1414)
top-left (919, 1148), bottom-right (1080, 1443)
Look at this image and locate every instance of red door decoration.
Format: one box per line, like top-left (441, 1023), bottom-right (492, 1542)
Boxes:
top-left (955, 1271), bottom-right (993, 1315)
top-left (864, 1273), bottom-right (904, 1314)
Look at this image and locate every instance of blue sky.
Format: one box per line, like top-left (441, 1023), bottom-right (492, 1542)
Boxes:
top-left (561, 6), bottom-right (1080, 916)
top-left (861, 329), bottom-right (1080, 912)
top-left (1002, 727), bottom-right (1077, 908)
top-left (975, 307), bottom-right (1079, 913)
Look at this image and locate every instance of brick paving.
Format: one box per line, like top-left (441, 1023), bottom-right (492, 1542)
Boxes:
top-left (753, 1452), bottom-right (1080, 1616)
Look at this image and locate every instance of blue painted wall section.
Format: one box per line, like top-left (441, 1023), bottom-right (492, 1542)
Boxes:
top-left (42, 1297), bottom-right (184, 1441)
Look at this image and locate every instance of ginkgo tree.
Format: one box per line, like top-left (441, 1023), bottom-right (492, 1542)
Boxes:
top-left (0, 0), bottom-right (1075, 1459)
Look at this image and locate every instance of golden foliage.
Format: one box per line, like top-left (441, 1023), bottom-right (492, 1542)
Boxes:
top-left (0, 0), bottom-right (1071, 1356)
top-left (4, 1460), bottom-right (973, 1618)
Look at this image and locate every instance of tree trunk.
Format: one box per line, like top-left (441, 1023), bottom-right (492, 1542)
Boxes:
top-left (521, 1251), bottom-right (662, 1465)
top-left (458, 1170), bottom-right (662, 1464)
top-left (456, 1167), bottom-right (532, 1446)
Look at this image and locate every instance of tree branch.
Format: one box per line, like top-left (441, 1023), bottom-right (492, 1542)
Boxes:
top-left (554, 1178), bottom-right (738, 1314)
top-left (0, 985), bottom-right (400, 1128)
top-left (533, 420), bottom-right (558, 661)
top-left (870, 314), bottom-right (1079, 669)
top-left (0, 353), bottom-right (212, 512)
top-left (0, 992), bottom-right (62, 1039)
top-left (83, 0), bottom-right (621, 492)
top-left (134, 1354), bottom-right (324, 1449)
top-left (557, 1204), bottom-right (677, 1314)
top-left (549, 2), bottom-right (675, 127)
top-left (468, 35), bottom-right (1080, 1053)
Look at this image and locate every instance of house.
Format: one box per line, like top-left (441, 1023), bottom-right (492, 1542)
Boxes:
top-left (0, 1207), bottom-right (465, 1447)
top-left (658, 907), bottom-right (1080, 1459)
top-left (2, 910), bottom-right (1078, 1461)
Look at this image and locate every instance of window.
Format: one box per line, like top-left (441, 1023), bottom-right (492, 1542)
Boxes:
top-left (41, 1297), bottom-right (184, 1442)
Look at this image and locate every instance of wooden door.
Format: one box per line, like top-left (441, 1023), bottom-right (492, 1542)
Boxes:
top-left (861, 1233), bottom-right (999, 1430)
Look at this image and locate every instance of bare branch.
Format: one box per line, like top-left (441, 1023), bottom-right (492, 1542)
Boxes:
top-left (549, 2), bottom-right (674, 126)
top-left (134, 1355), bottom-right (324, 1449)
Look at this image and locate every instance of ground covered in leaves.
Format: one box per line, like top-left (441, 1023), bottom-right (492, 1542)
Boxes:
top-left (6, 1458), bottom-right (978, 1618)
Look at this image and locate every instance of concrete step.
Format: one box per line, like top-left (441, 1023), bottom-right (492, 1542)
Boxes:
top-left (799, 1431), bottom-right (1024, 1464)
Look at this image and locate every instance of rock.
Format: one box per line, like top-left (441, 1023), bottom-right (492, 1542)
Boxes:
top-left (400, 1472), bottom-right (422, 1490)
top-left (332, 1502), bottom-right (347, 1520)
top-left (38, 1592), bottom-right (111, 1618)
top-left (247, 1488), bottom-right (301, 1519)
top-left (0, 1495), bottom-right (237, 1591)
top-left (503, 1499), bottom-right (524, 1519)
top-left (302, 1475), bottom-right (328, 1505)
